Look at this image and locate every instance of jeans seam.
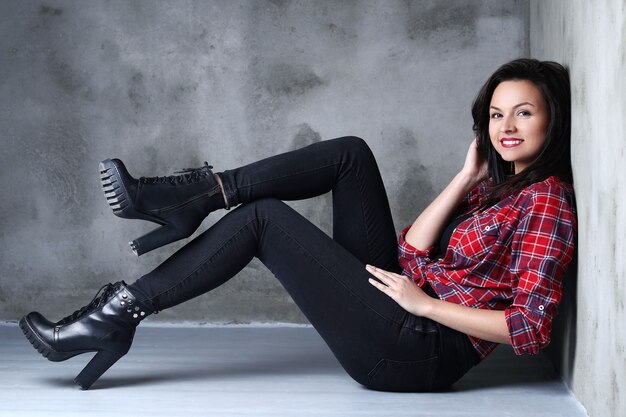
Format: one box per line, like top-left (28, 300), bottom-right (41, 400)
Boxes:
top-left (235, 161), bottom-right (342, 192)
top-left (338, 150), bottom-right (382, 265)
top-left (353, 162), bottom-right (375, 263)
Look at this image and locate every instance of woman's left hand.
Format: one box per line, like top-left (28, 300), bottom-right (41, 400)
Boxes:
top-left (366, 264), bottom-right (434, 317)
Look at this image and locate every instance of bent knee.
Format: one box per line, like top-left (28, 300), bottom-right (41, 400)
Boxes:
top-left (328, 136), bottom-right (377, 164)
top-left (334, 136), bottom-right (370, 153)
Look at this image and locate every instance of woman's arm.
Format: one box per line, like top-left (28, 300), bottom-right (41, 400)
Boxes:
top-left (366, 265), bottom-right (511, 344)
top-left (426, 297), bottom-right (510, 344)
top-left (404, 139), bottom-right (487, 250)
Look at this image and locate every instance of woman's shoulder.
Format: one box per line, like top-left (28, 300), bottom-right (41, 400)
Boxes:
top-left (515, 176), bottom-right (576, 214)
top-left (520, 176), bottom-right (574, 199)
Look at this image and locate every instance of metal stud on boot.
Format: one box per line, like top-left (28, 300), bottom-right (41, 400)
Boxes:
top-left (19, 281), bottom-right (154, 390)
top-left (99, 159), bottom-right (226, 255)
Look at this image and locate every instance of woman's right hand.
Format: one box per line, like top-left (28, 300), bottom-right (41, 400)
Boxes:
top-left (461, 138), bottom-right (488, 184)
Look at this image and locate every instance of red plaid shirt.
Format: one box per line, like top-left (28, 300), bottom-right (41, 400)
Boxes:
top-left (398, 176), bottom-right (577, 359)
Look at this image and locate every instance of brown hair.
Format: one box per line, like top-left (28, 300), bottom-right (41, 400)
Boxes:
top-left (471, 59), bottom-right (572, 210)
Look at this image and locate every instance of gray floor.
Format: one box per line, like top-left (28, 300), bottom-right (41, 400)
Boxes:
top-left (0, 323), bottom-right (587, 417)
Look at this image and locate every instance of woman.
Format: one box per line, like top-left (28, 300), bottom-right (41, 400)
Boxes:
top-left (20, 58), bottom-right (576, 391)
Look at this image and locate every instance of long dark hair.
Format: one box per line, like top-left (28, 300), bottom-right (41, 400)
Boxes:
top-left (472, 58), bottom-right (572, 210)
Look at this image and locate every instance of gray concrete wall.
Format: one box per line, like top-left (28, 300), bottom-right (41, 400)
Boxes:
top-left (1, 0), bottom-right (528, 323)
top-left (530, 1), bottom-right (626, 416)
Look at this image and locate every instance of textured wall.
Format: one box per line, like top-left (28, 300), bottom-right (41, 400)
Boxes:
top-left (1, 0), bottom-right (528, 323)
top-left (530, 1), bottom-right (626, 416)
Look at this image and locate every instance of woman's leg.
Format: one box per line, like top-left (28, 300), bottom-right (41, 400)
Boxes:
top-left (217, 136), bottom-right (398, 269)
top-left (129, 199), bottom-right (478, 391)
top-left (100, 136), bottom-right (397, 261)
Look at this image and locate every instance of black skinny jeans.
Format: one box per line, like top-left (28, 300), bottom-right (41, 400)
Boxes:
top-left (130, 137), bottom-right (480, 391)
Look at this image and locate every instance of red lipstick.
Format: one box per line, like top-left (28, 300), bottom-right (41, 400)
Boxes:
top-left (500, 137), bottom-right (524, 148)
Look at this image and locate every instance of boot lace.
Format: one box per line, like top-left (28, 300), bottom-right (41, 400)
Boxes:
top-left (140, 162), bottom-right (214, 185)
top-left (57, 282), bottom-right (120, 325)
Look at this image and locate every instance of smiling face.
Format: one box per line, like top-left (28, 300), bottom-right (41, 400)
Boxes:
top-left (488, 80), bottom-right (549, 174)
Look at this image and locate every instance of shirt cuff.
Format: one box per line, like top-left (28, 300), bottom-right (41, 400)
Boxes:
top-left (398, 226), bottom-right (436, 259)
top-left (504, 306), bottom-right (545, 355)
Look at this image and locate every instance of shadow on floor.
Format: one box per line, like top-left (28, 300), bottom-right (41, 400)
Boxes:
top-left (38, 338), bottom-right (558, 392)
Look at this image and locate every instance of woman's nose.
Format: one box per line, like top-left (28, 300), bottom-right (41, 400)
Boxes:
top-left (500, 115), bottom-right (516, 133)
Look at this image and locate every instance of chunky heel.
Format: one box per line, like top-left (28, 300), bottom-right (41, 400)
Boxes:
top-left (74, 350), bottom-right (126, 390)
top-left (130, 223), bottom-right (187, 256)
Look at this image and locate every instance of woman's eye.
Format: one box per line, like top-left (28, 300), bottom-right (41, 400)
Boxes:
top-left (490, 113), bottom-right (502, 119)
top-left (517, 110), bottom-right (531, 116)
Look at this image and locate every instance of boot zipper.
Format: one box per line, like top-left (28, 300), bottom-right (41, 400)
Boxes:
top-left (148, 185), bottom-right (222, 214)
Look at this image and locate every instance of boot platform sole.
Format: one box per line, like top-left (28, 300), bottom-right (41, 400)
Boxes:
top-left (19, 316), bottom-right (91, 362)
top-left (19, 316), bottom-right (127, 390)
top-left (99, 159), bottom-right (160, 222)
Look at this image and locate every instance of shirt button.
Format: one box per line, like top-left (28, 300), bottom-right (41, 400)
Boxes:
top-left (484, 226), bottom-right (491, 232)
top-left (538, 305), bottom-right (545, 311)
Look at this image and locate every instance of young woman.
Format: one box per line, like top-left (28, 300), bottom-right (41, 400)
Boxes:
top-left (20, 58), bottom-right (576, 391)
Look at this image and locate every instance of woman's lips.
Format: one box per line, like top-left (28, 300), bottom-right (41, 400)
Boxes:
top-left (500, 138), bottom-right (524, 148)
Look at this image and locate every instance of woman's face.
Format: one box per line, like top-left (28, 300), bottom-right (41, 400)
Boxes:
top-left (488, 80), bottom-right (549, 174)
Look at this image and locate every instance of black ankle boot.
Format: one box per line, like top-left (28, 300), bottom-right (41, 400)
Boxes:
top-left (99, 159), bottom-right (226, 255)
top-left (19, 281), bottom-right (154, 390)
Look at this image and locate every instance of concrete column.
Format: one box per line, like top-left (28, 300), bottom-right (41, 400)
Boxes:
top-left (530, 1), bottom-right (626, 416)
